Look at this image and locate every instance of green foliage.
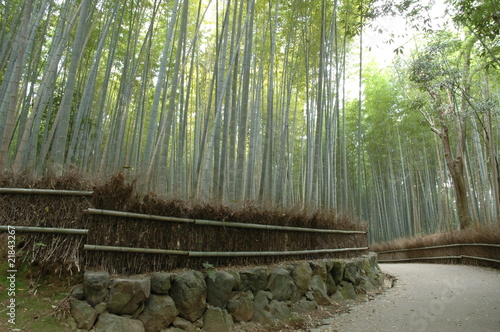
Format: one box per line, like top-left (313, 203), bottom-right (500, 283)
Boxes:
top-left (408, 31), bottom-right (463, 91)
top-left (202, 261), bottom-right (217, 281)
top-left (372, 0), bottom-right (435, 33)
top-left (450, 0), bottom-right (499, 41)
top-left (409, 54), bottom-right (443, 85)
top-left (361, 65), bottom-right (400, 153)
top-left (449, 0), bottom-right (500, 66)
top-left (339, 0), bottom-right (379, 38)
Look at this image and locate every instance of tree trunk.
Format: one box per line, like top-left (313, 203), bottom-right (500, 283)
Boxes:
top-left (439, 117), bottom-right (472, 229)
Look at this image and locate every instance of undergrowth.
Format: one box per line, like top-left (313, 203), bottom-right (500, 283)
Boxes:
top-left (0, 234), bottom-right (80, 331)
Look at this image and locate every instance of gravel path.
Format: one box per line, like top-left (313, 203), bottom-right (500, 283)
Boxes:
top-left (310, 263), bottom-right (500, 332)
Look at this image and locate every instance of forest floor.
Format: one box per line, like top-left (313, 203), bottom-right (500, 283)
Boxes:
top-left (0, 260), bottom-right (80, 331)
top-left (312, 263), bottom-right (500, 332)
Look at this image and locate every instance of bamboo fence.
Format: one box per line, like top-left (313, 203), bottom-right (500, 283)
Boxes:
top-left (1, 187), bottom-right (369, 273)
top-left (84, 208), bottom-right (367, 234)
top-left (376, 243), bottom-right (500, 267)
top-left (376, 243), bottom-right (500, 254)
top-left (82, 206), bottom-right (369, 272)
top-left (378, 254), bottom-right (500, 264)
top-left (84, 244), bottom-right (369, 257)
top-left (2, 186), bottom-right (499, 273)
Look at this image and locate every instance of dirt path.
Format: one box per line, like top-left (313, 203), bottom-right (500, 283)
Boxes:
top-left (310, 263), bottom-right (500, 332)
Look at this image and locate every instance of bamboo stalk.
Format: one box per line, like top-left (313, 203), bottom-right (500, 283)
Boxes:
top-left (0, 225), bottom-right (88, 235)
top-left (84, 208), bottom-right (195, 224)
top-left (0, 188), bottom-right (94, 196)
top-left (194, 219), bottom-right (366, 234)
top-left (84, 208), bottom-right (367, 234)
top-left (188, 247), bottom-right (369, 257)
top-left (84, 244), bottom-right (368, 257)
top-left (461, 255), bottom-right (500, 264)
top-left (84, 244), bottom-right (189, 255)
top-left (376, 243), bottom-right (500, 254)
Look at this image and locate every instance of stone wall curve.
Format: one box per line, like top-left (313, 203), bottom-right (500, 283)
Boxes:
top-left (70, 253), bottom-right (384, 332)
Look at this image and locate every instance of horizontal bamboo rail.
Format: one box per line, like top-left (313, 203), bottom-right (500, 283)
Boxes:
top-left (379, 255), bottom-right (500, 264)
top-left (0, 188), bottom-right (94, 196)
top-left (84, 208), bottom-right (367, 234)
top-left (461, 255), bottom-right (500, 264)
top-left (84, 244), bottom-right (369, 257)
top-left (0, 225), bottom-right (88, 235)
top-left (189, 247), bottom-right (369, 257)
top-left (376, 243), bottom-right (500, 254)
top-left (84, 245), bottom-right (189, 255)
top-left (379, 256), bottom-right (462, 262)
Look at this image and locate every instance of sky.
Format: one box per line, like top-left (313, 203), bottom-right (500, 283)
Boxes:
top-left (363, 0), bottom-right (451, 66)
top-left (339, 0), bottom-right (454, 98)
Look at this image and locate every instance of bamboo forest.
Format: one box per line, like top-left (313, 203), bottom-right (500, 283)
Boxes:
top-left (0, 0), bottom-right (498, 244)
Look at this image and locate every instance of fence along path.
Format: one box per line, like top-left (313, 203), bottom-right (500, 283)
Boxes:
top-left (83, 207), bottom-right (368, 257)
top-left (376, 243), bottom-right (500, 267)
top-left (0, 188), bottom-right (367, 261)
top-left (4, 187), bottom-right (498, 271)
top-left (84, 208), bottom-right (367, 234)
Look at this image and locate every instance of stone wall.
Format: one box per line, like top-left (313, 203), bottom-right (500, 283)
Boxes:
top-left (69, 253), bottom-right (384, 332)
